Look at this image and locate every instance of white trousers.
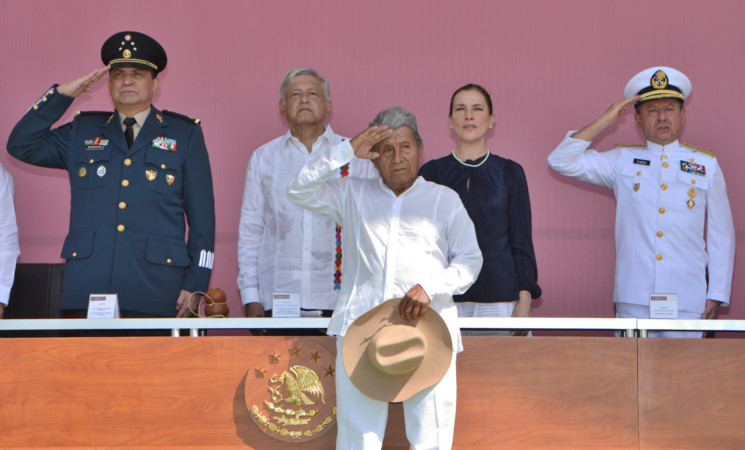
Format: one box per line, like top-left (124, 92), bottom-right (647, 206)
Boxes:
top-left (615, 302), bottom-right (704, 338)
top-left (335, 336), bottom-right (458, 450)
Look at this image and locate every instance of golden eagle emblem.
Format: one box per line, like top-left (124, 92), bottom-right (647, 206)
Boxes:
top-left (651, 70), bottom-right (668, 90)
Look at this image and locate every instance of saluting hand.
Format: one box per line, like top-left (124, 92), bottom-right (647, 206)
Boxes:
top-left (399, 284), bottom-right (431, 322)
top-left (56, 66), bottom-right (110, 99)
top-left (350, 126), bottom-right (392, 160)
top-left (572, 95), bottom-right (641, 142)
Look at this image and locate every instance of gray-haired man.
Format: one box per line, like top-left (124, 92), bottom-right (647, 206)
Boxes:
top-left (237, 68), bottom-right (377, 332)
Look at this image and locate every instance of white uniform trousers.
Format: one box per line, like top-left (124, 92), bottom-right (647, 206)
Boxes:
top-left (335, 336), bottom-right (458, 449)
top-left (615, 302), bottom-right (704, 338)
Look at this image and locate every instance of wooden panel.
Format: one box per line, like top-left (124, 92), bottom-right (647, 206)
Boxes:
top-left (0, 336), bottom-right (639, 449)
top-left (454, 337), bottom-right (638, 449)
top-left (638, 339), bottom-right (745, 449)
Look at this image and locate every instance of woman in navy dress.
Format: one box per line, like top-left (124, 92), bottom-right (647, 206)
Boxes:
top-left (419, 84), bottom-right (541, 335)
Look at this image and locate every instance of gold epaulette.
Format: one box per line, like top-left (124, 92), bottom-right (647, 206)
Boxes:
top-left (681, 142), bottom-right (715, 157)
top-left (163, 110), bottom-right (201, 124)
top-left (613, 144), bottom-right (646, 149)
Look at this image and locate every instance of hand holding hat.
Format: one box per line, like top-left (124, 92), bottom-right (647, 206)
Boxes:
top-left (342, 297), bottom-right (454, 403)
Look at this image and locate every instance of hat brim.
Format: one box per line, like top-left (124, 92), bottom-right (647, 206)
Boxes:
top-left (342, 298), bottom-right (453, 402)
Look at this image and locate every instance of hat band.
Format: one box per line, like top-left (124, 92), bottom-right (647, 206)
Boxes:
top-left (638, 90), bottom-right (685, 102)
top-left (109, 58), bottom-right (158, 70)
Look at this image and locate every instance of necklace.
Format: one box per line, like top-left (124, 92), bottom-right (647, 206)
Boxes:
top-left (452, 150), bottom-right (489, 167)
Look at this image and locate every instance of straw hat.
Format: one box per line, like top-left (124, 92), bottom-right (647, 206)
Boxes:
top-left (341, 298), bottom-right (453, 402)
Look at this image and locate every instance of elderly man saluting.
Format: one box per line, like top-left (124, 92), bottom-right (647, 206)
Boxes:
top-left (288, 106), bottom-right (482, 449)
top-left (548, 67), bottom-right (735, 338)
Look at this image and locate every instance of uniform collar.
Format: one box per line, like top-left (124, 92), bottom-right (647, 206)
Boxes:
top-left (646, 139), bottom-right (680, 153)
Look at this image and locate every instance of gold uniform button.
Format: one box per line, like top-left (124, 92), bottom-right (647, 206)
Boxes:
top-left (661, 153), bottom-right (667, 159)
top-left (121, 179), bottom-right (130, 187)
top-left (662, 161), bottom-right (669, 168)
top-left (161, 164), bottom-right (166, 169)
top-left (124, 158), bottom-right (132, 166)
top-left (72, 252), bottom-right (77, 257)
top-left (89, 158), bottom-right (94, 164)
top-left (691, 179), bottom-right (696, 185)
top-left (656, 254), bottom-right (663, 261)
top-left (660, 183), bottom-right (668, 190)
top-left (118, 202), bottom-right (126, 209)
top-left (657, 231), bottom-right (663, 238)
top-left (167, 258), bottom-right (172, 264)
top-left (636, 171), bottom-right (641, 176)
top-left (117, 224), bottom-right (125, 232)
top-left (659, 207), bottom-right (666, 214)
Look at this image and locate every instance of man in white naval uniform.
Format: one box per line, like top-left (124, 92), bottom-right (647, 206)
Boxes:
top-left (548, 66), bottom-right (735, 338)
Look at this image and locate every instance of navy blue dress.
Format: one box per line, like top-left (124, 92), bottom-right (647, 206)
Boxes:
top-left (419, 153), bottom-right (541, 302)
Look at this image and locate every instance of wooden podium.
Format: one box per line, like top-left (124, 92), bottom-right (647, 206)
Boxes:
top-left (1, 336), bottom-right (743, 449)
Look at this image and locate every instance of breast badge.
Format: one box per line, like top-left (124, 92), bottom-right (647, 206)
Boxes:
top-left (244, 338), bottom-right (336, 442)
top-left (687, 186), bottom-right (697, 209)
top-left (145, 170), bottom-right (157, 181)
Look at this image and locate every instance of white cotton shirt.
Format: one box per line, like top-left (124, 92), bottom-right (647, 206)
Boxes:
top-left (237, 125), bottom-right (378, 310)
top-left (548, 132), bottom-right (735, 315)
top-left (0, 162), bottom-right (20, 305)
top-left (288, 140), bottom-right (483, 351)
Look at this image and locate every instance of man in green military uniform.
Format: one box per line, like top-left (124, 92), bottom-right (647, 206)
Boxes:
top-left (7, 31), bottom-right (215, 318)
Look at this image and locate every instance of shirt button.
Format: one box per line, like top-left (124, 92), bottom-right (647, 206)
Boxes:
top-left (89, 158), bottom-right (94, 164)
top-left (636, 171), bottom-right (642, 176)
top-left (119, 202), bottom-right (126, 209)
top-left (660, 183), bottom-right (667, 190)
top-left (72, 252), bottom-right (77, 257)
top-left (117, 224), bottom-right (125, 232)
top-left (161, 164), bottom-right (166, 169)
top-left (661, 153), bottom-right (668, 159)
top-left (121, 179), bottom-right (130, 187)
top-left (657, 231), bottom-right (664, 238)
top-left (691, 179), bottom-right (696, 185)
top-left (167, 258), bottom-right (172, 264)
top-left (124, 158), bottom-right (132, 166)
top-left (659, 207), bottom-right (666, 214)
top-left (662, 162), bottom-right (670, 169)
top-left (656, 254), bottom-right (663, 261)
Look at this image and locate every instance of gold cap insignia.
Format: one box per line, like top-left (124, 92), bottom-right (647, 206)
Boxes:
top-left (123, 49), bottom-right (132, 59)
top-left (145, 170), bottom-right (157, 181)
top-left (651, 70), bottom-right (668, 90)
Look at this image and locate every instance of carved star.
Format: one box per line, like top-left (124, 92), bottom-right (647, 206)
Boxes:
top-left (255, 365), bottom-right (266, 378)
top-left (289, 346), bottom-right (301, 357)
top-left (309, 351), bottom-right (321, 363)
top-left (269, 350), bottom-right (281, 363)
top-left (324, 365), bottom-right (335, 378)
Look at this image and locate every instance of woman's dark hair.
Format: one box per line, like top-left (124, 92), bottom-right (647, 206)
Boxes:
top-left (449, 83), bottom-right (493, 116)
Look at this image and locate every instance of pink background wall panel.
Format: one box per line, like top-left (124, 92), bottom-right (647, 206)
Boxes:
top-left (1, 0), bottom-right (742, 323)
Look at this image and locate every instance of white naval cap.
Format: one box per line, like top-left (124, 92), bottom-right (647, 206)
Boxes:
top-left (624, 66), bottom-right (692, 104)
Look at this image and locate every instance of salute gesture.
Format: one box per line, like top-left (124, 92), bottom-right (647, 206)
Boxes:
top-left (349, 125), bottom-right (392, 160)
top-left (56, 66), bottom-right (110, 98)
top-left (571, 95), bottom-right (640, 142)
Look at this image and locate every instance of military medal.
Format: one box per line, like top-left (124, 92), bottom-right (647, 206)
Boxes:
top-left (145, 170), bottom-right (157, 181)
top-left (687, 186), bottom-right (697, 209)
top-left (78, 167), bottom-right (87, 177)
top-left (166, 174), bottom-right (175, 186)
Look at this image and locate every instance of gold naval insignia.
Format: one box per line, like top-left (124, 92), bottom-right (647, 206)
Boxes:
top-left (687, 186), bottom-right (697, 209)
top-left (651, 70), bottom-right (668, 89)
top-left (145, 170), bottom-right (157, 181)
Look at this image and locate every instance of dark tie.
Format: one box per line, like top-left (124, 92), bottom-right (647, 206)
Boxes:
top-left (123, 117), bottom-right (137, 148)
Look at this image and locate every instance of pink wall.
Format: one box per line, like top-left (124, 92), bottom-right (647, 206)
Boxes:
top-left (1, 0), bottom-right (742, 320)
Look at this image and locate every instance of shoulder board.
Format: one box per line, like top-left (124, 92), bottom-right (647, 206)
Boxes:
top-left (76, 111), bottom-right (112, 116)
top-left (162, 110), bottom-right (201, 124)
top-left (613, 144), bottom-right (646, 149)
top-left (681, 142), bottom-right (715, 157)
